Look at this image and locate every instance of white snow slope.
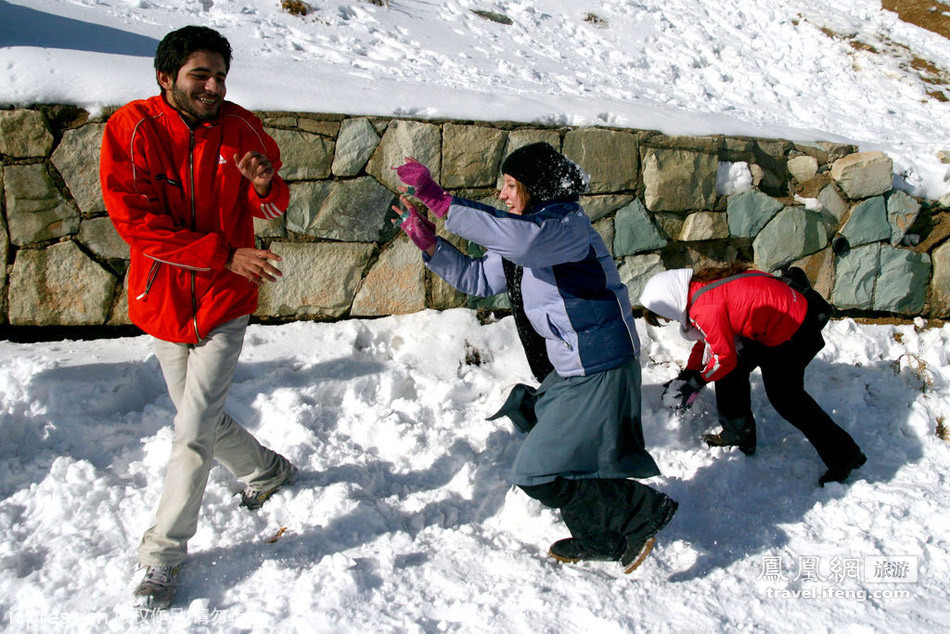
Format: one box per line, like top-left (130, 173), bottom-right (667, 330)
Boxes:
top-left (1, 0), bottom-right (950, 632)
top-left (1, 313), bottom-right (949, 632)
top-left (0, 0), bottom-right (949, 199)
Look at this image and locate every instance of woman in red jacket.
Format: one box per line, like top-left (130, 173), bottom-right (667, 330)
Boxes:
top-left (639, 264), bottom-right (866, 487)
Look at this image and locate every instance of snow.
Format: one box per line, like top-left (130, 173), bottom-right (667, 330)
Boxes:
top-left (1, 0), bottom-right (950, 631)
top-left (2, 313), bottom-right (949, 632)
top-left (1, 0), bottom-right (949, 200)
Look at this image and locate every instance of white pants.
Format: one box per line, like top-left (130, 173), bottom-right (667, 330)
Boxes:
top-left (139, 315), bottom-right (283, 567)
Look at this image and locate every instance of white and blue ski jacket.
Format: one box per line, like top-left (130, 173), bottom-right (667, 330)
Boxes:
top-left (424, 197), bottom-right (640, 378)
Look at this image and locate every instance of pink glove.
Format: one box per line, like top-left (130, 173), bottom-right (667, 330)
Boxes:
top-left (393, 158), bottom-right (452, 218)
top-left (393, 197), bottom-right (437, 251)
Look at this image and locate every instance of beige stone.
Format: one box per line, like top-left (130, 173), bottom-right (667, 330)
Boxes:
top-left (4, 163), bottom-right (80, 246)
top-left (51, 123), bottom-right (106, 213)
top-left (679, 212), bottom-right (729, 241)
top-left (830, 151), bottom-right (893, 199)
top-left (642, 148), bottom-right (718, 211)
top-left (255, 241), bottom-right (374, 318)
top-left (351, 238), bottom-right (426, 316)
top-left (77, 217), bottom-right (129, 260)
top-left (563, 128), bottom-right (638, 193)
top-left (268, 128), bottom-right (334, 180)
top-left (8, 241), bottom-right (116, 325)
top-left (442, 124), bottom-right (508, 189)
top-left (931, 240), bottom-right (950, 317)
top-left (787, 155), bottom-right (819, 183)
top-left (366, 120), bottom-right (442, 191)
top-left (0, 109), bottom-right (54, 157)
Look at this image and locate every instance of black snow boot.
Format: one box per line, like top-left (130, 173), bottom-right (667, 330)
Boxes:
top-left (818, 451), bottom-right (867, 487)
top-left (619, 494), bottom-right (679, 573)
top-left (703, 414), bottom-right (756, 455)
top-left (554, 479), bottom-right (678, 573)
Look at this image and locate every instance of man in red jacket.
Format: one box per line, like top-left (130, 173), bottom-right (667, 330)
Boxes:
top-left (100, 26), bottom-right (297, 611)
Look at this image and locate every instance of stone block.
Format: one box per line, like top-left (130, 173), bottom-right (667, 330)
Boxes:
top-left (294, 177), bottom-right (397, 242)
top-left (580, 194), bottom-right (635, 222)
top-left (641, 148), bottom-right (717, 211)
top-left (286, 181), bottom-right (334, 235)
top-left (366, 120), bottom-right (442, 192)
top-left (885, 190), bottom-right (921, 246)
top-left (563, 128), bottom-right (638, 194)
top-left (0, 193), bottom-right (6, 320)
top-left (874, 246), bottom-right (930, 314)
top-left (613, 199), bottom-right (667, 256)
top-left (679, 211), bottom-right (729, 241)
top-left (297, 118), bottom-right (341, 137)
top-left (830, 151), bottom-right (893, 199)
top-left (51, 123), bottom-right (106, 213)
top-left (504, 129), bottom-right (561, 155)
top-left (753, 206), bottom-right (828, 273)
top-left (593, 217), bottom-right (614, 258)
top-left (931, 240), bottom-right (950, 317)
top-left (8, 241), bottom-right (116, 325)
top-left (108, 281), bottom-right (132, 326)
top-left (839, 196), bottom-right (889, 248)
top-left (254, 215), bottom-right (286, 238)
top-left (791, 248), bottom-right (834, 301)
top-left (331, 118), bottom-right (380, 177)
top-left (442, 124), bottom-right (507, 189)
top-left (77, 217), bottom-right (129, 260)
top-left (618, 253), bottom-right (665, 308)
top-left (0, 109), bottom-right (54, 157)
top-left (4, 163), bottom-right (80, 245)
top-left (256, 241), bottom-right (375, 318)
top-left (351, 238), bottom-right (426, 316)
top-left (726, 189), bottom-right (783, 238)
top-left (832, 243), bottom-right (879, 310)
top-left (787, 155), bottom-right (819, 183)
top-left (269, 128), bottom-right (334, 180)
top-left (816, 184), bottom-right (849, 232)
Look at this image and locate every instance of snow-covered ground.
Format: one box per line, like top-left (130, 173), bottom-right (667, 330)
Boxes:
top-left (1, 312), bottom-right (949, 632)
top-left (2, 0), bottom-right (950, 631)
top-left (1, 0), bottom-right (949, 200)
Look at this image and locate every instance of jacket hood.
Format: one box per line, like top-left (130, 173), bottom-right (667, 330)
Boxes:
top-left (639, 269), bottom-right (703, 341)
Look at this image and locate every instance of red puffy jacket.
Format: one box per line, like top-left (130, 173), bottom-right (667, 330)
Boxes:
top-left (685, 273), bottom-right (808, 382)
top-left (100, 95), bottom-right (289, 343)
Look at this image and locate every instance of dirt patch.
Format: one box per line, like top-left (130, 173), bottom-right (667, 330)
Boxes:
top-left (883, 0), bottom-right (950, 40)
top-left (810, 4), bottom-right (950, 103)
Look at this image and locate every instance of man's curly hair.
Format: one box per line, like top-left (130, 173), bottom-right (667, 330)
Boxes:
top-left (154, 26), bottom-right (232, 89)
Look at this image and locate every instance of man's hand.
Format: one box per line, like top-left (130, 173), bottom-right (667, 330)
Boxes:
top-left (234, 151), bottom-right (275, 197)
top-left (226, 247), bottom-right (282, 285)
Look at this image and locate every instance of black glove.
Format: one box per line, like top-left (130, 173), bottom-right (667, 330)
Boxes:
top-left (662, 369), bottom-right (705, 410)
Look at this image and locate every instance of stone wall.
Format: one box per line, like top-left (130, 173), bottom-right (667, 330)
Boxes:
top-left (2, 105), bottom-right (949, 331)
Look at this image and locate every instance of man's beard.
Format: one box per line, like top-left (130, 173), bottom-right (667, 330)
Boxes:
top-left (171, 83), bottom-right (221, 122)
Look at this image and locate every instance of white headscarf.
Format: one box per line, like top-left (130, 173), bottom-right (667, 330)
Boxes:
top-left (639, 269), bottom-right (704, 341)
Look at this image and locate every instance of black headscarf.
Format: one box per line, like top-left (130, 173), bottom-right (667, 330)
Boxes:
top-left (501, 142), bottom-right (588, 205)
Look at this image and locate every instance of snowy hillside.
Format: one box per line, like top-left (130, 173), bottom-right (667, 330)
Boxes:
top-left (1, 312), bottom-right (949, 631)
top-left (1, 0), bottom-right (950, 631)
top-left (1, 0), bottom-right (949, 200)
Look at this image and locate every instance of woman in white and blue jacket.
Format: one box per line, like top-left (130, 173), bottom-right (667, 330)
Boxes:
top-left (393, 142), bottom-right (677, 574)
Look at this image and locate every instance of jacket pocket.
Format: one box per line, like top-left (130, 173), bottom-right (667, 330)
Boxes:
top-left (545, 314), bottom-right (573, 350)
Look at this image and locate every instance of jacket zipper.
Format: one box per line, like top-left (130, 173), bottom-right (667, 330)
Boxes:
top-left (136, 260), bottom-right (162, 300)
top-left (188, 131), bottom-right (201, 341)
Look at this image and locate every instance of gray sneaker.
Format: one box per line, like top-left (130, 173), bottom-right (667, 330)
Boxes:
top-left (133, 565), bottom-right (180, 611)
top-left (240, 457), bottom-right (298, 511)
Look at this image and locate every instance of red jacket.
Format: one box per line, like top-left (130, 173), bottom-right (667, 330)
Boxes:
top-left (100, 95), bottom-right (289, 343)
top-left (685, 273), bottom-right (808, 382)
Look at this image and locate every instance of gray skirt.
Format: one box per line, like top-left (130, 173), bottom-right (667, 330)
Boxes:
top-left (495, 358), bottom-right (661, 486)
